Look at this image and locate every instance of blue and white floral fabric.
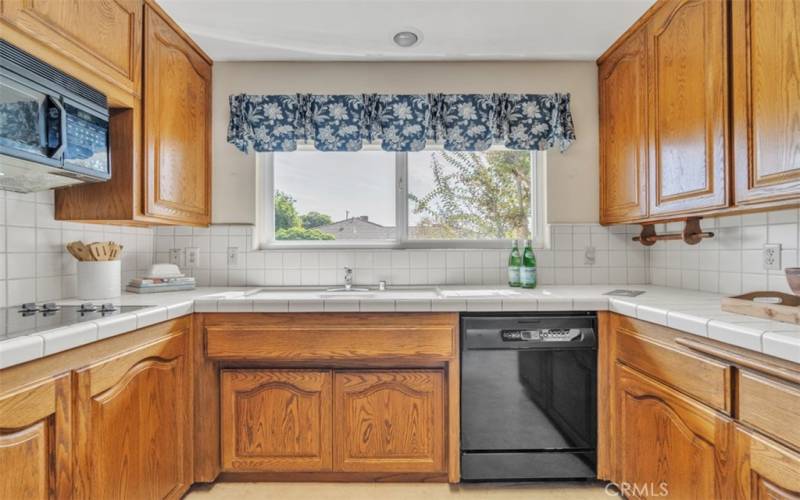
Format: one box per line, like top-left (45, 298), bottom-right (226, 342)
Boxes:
top-left (228, 94), bottom-right (300, 152)
top-left (368, 94), bottom-right (430, 152)
top-left (304, 94), bottom-right (367, 151)
top-left (500, 94), bottom-right (575, 152)
top-left (433, 94), bottom-right (496, 151)
top-left (227, 93), bottom-right (575, 153)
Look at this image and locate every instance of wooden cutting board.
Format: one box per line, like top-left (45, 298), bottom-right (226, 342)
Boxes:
top-left (721, 291), bottom-right (800, 325)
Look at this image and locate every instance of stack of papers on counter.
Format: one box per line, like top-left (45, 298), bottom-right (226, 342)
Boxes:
top-left (126, 276), bottom-right (196, 293)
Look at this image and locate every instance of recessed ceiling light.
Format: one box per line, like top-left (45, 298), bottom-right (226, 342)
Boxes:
top-left (393, 30), bottom-right (420, 48)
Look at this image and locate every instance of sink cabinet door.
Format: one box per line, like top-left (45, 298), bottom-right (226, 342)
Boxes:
top-left (72, 329), bottom-right (192, 500)
top-left (333, 370), bottom-right (445, 473)
top-left (615, 362), bottom-right (734, 500)
top-left (221, 369), bottom-right (333, 472)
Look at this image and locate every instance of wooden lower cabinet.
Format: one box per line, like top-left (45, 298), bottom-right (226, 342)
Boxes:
top-left (736, 426), bottom-right (800, 499)
top-left (615, 362), bottom-right (734, 499)
top-left (73, 328), bottom-right (192, 499)
top-left (221, 370), bottom-right (332, 472)
top-left (220, 368), bottom-right (446, 476)
top-left (334, 371), bottom-right (445, 474)
top-left (0, 374), bottom-right (71, 499)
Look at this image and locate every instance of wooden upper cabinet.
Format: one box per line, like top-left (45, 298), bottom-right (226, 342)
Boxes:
top-left (54, 1), bottom-right (212, 226)
top-left (732, 0), bottom-right (800, 207)
top-left (72, 329), bottom-right (192, 500)
top-left (647, 0), bottom-right (729, 217)
top-left (0, 374), bottom-right (71, 500)
top-left (0, 0), bottom-right (143, 100)
top-left (599, 30), bottom-right (649, 224)
top-left (143, 4), bottom-right (212, 225)
top-left (615, 362), bottom-right (733, 500)
top-left (333, 370), bottom-right (445, 474)
top-left (221, 369), bottom-right (333, 472)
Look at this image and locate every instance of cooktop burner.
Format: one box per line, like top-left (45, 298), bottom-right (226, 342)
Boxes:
top-left (0, 303), bottom-right (151, 340)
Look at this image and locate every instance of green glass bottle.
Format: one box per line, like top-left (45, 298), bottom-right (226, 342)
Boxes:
top-left (508, 240), bottom-right (521, 287)
top-left (521, 239), bottom-right (537, 289)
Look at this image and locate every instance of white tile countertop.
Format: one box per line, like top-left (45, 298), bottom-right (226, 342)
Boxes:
top-left (1, 285), bottom-right (799, 369)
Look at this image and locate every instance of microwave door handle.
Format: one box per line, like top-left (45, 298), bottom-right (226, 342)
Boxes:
top-left (45, 95), bottom-right (66, 158)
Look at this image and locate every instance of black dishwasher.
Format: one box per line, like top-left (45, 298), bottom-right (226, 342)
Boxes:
top-left (460, 312), bottom-right (597, 481)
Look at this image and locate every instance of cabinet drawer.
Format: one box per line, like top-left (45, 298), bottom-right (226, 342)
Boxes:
top-left (616, 329), bottom-right (731, 413)
top-left (738, 370), bottom-right (800, 450)
top-left (206, 325), bottom-right (455, 361)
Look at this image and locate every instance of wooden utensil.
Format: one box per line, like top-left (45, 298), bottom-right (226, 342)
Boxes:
top-left (108, 242), bottom-right (122, 260)
top-left (88, 242), bottom-right (110, 261)
top-left (67, 241), bottom-right (94, 261)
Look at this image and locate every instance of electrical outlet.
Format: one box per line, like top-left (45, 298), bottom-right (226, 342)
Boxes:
top-left (584, 245), bottom-right (596, 265)
top-left (186, 247), bottom-right (200, 268)
top-left (169, 248), bottom-right (185, 268)
top-left (763, 244), bottom-right (781, 271)
top-left (227, 246), bottom-right (239, 266)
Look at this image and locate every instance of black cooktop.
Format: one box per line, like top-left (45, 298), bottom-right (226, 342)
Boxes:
top-left (0, 303), bottom-right (150, 340)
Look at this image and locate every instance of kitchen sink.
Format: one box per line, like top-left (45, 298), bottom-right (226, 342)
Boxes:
top-left (241, 286), bottom-right (441, 301)
top-left (318, 289), bottom-right (375, 298)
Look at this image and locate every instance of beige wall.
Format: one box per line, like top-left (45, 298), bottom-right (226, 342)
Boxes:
top-left (212, 61), bottom-right (599, 224)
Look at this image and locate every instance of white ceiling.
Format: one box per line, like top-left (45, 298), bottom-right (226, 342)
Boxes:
top-left (158, 0), bottom-right (654, 62)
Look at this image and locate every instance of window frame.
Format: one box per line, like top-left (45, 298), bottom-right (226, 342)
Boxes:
top-left (255, 147), bottom-right (547, 250)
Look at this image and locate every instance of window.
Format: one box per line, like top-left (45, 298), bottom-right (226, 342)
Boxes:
top-left (256, 147), bottom-right (545, 249)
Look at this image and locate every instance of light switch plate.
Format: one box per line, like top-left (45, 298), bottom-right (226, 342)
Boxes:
top-left (186, 247), bottom-right (200, 268)
top-left (763, 244), bottom-right (781, 271)
top-left (169, 248), bottom-right (185, 268)
top-left (227, 246), bottom-right (239, 266)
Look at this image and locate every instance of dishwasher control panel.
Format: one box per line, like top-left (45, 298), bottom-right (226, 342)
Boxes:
top-left (462, 313), bottom-right (597, 350)
top-left (501, 328), bottom-right (582, 342)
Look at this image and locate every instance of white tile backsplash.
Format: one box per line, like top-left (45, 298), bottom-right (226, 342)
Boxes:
top-left (154, 223), bottom-right (648, 288)
top-left (649, 208), bottom-right (800, 295)
top-left (0, 190), bottom-right (155, 306)
top-left (8, 190), bottom-right (795, 306)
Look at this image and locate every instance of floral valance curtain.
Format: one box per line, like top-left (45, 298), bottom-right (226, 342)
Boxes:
top-left (227, 93), bottom-right (575, 153)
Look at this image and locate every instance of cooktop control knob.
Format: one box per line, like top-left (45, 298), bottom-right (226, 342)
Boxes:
top-left (100, 303), bottom-right (117, 313)
top-left (78, 303), bottom-right (97, 313)
top-left (19, 302), bottom-right (39, 316)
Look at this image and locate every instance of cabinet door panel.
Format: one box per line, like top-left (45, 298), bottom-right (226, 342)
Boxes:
top-left (648, 0), bottom-right (729, 216)
top-left (143, 5), bottom-right (211, 225)
top-left (599, 30), bottom-right (648, 224)
top-left (736, 426), bottom-right (800, 500)
top-left (733, 0), bottom-right (800, 205)
top-left (0, 374), bottom-right (71, 500)
top-left (0, 0), bottom-right (142, 95)
top-left (616, 363), bottom-right (733, 500)
top-left (73, 330), bottom-right (190, 500)
top-left (221, 369), bottom-right (332, 472)
top-left (0, 422), bottom-right (50, 499)
top-left (334, 370), bottom-right (445, 473)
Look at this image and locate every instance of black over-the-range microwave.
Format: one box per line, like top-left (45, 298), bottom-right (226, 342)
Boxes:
top-left (0, 39), bottom-right (111, 192)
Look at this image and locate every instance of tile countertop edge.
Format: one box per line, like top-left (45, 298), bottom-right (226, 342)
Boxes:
top-left (1, 286), bottom-right (799, 368)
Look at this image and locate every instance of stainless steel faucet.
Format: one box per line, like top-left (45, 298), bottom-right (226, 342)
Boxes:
top-left (344, 267), bottom-right (353, 291)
